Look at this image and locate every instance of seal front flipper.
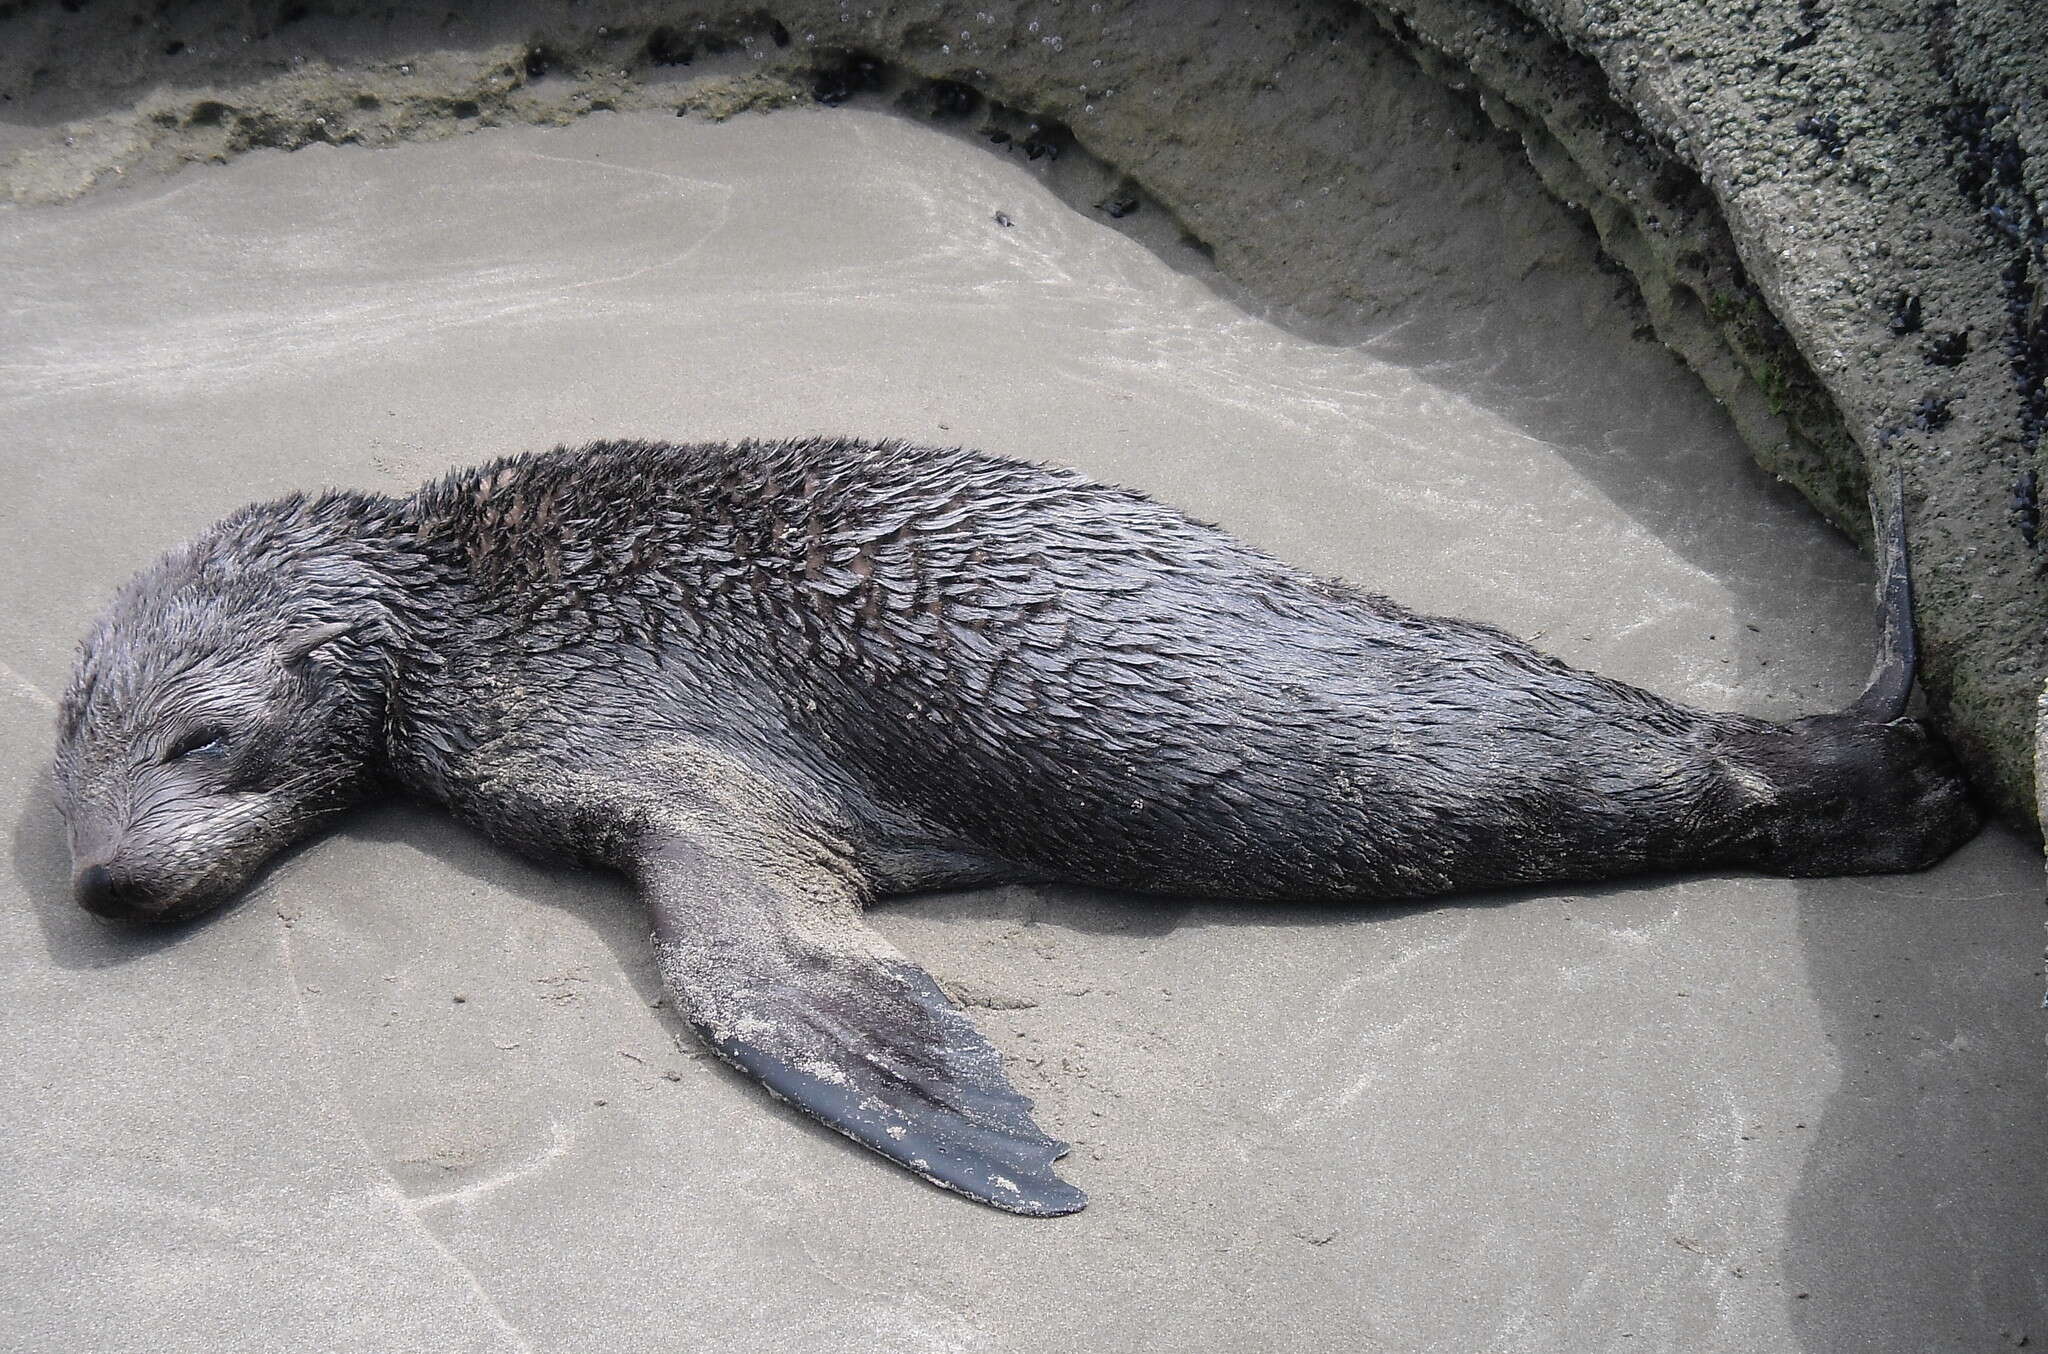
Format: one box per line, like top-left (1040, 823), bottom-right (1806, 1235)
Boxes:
top-left (635, 829), bottom-right (1086, 1216)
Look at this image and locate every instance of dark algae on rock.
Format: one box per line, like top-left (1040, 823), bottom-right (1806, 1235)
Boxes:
top-left (54, 439), bottom-right (1978, 1212)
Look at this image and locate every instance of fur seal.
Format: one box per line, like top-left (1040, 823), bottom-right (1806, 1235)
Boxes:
top-left (53, 437), bottom-right (1979, 1215)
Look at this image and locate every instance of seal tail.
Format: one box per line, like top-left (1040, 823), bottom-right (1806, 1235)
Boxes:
top-left (1849, 467), bottom-right (1916, 723)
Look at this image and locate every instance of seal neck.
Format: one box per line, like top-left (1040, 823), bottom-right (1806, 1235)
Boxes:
top-left (266, 490), bottom-right (465, 787)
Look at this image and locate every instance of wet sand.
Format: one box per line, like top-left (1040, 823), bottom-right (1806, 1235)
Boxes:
top-left (2, 109), bottom-right (2041, 1353)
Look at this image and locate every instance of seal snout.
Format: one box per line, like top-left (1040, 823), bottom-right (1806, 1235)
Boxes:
top-left (74, 861), bottom-right (170, 922)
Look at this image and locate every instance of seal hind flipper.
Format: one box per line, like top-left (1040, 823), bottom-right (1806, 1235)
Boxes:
top-left (1852, 466), bottom-right (1918, 722)
top-left (637, 830), bottom-right (1086, 1217)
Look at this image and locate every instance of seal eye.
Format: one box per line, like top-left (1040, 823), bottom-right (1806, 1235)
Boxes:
top-left (165, 726), bottom-right (229, 762)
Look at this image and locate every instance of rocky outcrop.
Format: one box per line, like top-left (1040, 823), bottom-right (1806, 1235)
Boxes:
top-left (5, 0), bottom-right (2043, 823)
top-left (1367, 0), bottom-right (2048, 827)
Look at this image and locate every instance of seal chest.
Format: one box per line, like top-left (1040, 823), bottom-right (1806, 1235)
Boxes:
top-left (53, 437), bottom-right (1980, 1214)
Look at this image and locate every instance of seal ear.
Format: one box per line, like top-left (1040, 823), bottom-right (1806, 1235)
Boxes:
top-left (278, 620), bottom-right (358, 665)
top-left (636, 827), bottom-right (1086, 1217)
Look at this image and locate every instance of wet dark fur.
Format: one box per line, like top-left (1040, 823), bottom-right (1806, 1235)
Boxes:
top-left (57, 436), bottom-right (1978, 920)
top-left (54, 437), bottom-right (1982, 1214)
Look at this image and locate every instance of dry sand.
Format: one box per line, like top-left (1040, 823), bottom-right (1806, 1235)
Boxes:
top-left (2, 108), bottom-right (2042, 1353)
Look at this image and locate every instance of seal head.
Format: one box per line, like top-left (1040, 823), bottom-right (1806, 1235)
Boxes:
top-left (55, 497), bottom-right (387, 922)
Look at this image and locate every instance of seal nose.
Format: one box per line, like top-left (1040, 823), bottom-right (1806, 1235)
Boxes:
top-left (75, 862), bottom-right (150, 920)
